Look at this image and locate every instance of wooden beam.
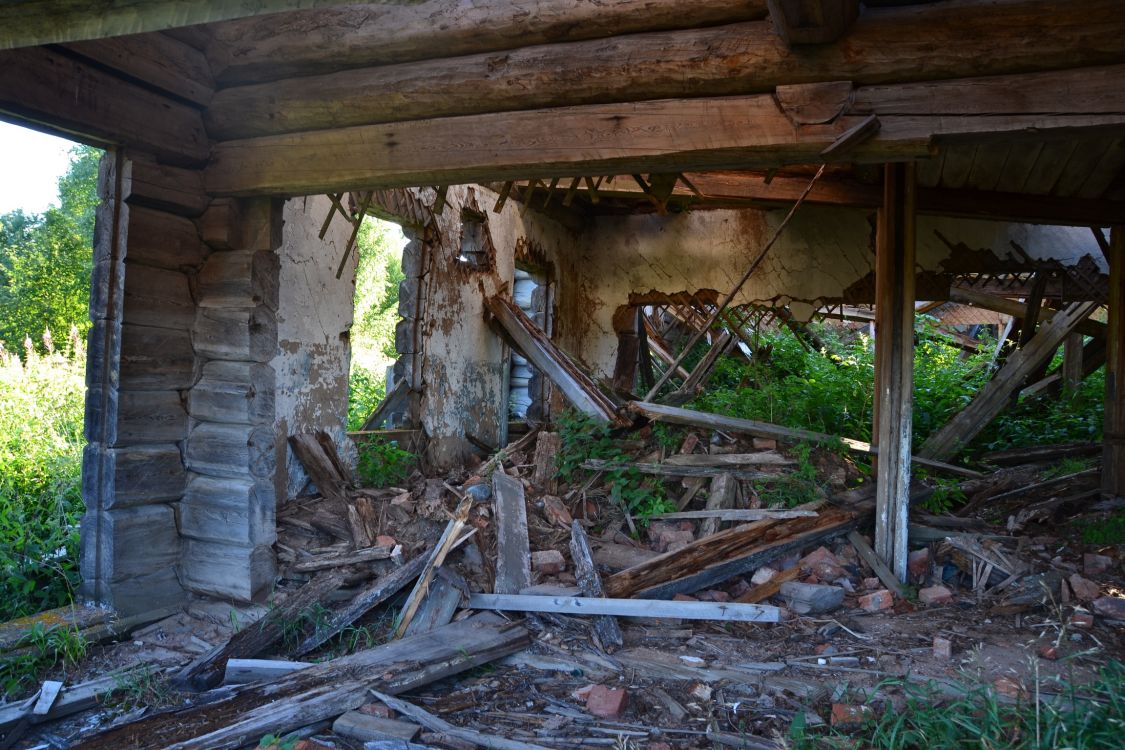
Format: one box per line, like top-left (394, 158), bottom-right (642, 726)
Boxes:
top-left (920, 300), bottom-right (1101, 461)
top-left (0, 1), bottom-right (415, 50)
top-left (63, 32), bottom-right (214, 106)
top-left (1106, 227), bottom-right (1125, 497)
top-left (768, 0), bottom-right (860, 46)
top-left (209, 0), bottom-right (770, 85)
top-left (949, 288), bottom-right (1107, 339)
top-left (0, 47), bottom-right (208, 165)
top-left (206, 64), bottom-right (1125, 196)
top-left (873, 162), bottom-right (915, 582)
top-left (467, 593), bottom-right (780, 622)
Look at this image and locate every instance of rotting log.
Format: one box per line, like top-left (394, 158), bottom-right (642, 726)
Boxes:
top-left (209, 0), bottom-right (771, 85)
top-left (205, 64), bottom-right (1125, 196)
top-left (872, 162), bottom-right (915, 582)
top-left (70, 614), bottom-right (528, 750)
top-left (920, 300), bottom-right (1101, 462)
top-left (205, 0), bottom-right (1125, 138)
top-left (627, 402), bottom-right (981, 479)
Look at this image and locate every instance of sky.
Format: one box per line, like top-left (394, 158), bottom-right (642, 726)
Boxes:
top-left (0, 121), bottom-right (79, 215)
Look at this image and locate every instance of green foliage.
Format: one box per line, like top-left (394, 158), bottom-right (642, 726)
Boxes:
top-left (1041, 456), bottom-right (1095, 481)
top-left (257, 734), bottom-right (300, 750)
top-left (0, 621), bottom-right (87, 698)
top-left (921, 475), bottom-right (967, 515)
top-left (110, 664), bottom-right (171, 712)
top-left (346, 363), bottom-right (387, 431)
top-left (752, 441), bottom-right (823, 508)
top-left (1074, 511), bottom-right (1125, 546)
top-left (355, 439), bottom-right (416, 487)
top-left (972, 372), bottom-right (1104, 455)
top-left (0, 334), bottom-right (86, 622)
top-left (0, 145), bottom-right (100, 352)
top-left (556, 410), bottom-right (674, 521)
top-left (790, 661), bottom-right (1125, 749)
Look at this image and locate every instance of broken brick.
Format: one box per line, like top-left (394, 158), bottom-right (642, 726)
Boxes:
top-left (918, 585), bottom-right (954, 606)
top-left (830, 703), bottom-right (872, 728)
top-left (1038, 644), bottom-right (1059, 660)
top-left (858, 589), bottom-right (894, 612)
top-left (863, 577), bottom-right (881, 590)
top-left (541, 495), bottom-right (573, 526)
top-left (1071, 609), bottom-right (1094, 627)
top-left (1083, 553), bottom-right (1113, 576)
top-left (932, 636), bottom-right (953, 660)
top-left (725, 578), bottom-right (751, 599)
top-left (672, 593), bottom-right (698, 602)
top-left (1091, 595), bottom-right (1125, 621)
top-left (532, 549), bottom-right (566, 574)
top-left (907, 548), bottom-right (931, 582)
top-left (375, 534), bottom-right (397, 548)
top-left (1068, 573), bottom-right (1101, 602)
top-left (696, 589), bottom-right (731, 603)
top-left (752, 437), bottom-right (777, 451)
top-left (357, 702), bottom-right (395, 719)
top-left (648, 522), bottom-right (694, 553)
top-left (586, 685), bottom-right (628, 718)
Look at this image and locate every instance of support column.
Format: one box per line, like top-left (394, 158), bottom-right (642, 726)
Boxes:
top-left (1106, 227), bottom-right (1124, 498)
top-left (873, 162), bottom-right (915, 582)
top-left (1062, 333), bottom-right (1084, 391)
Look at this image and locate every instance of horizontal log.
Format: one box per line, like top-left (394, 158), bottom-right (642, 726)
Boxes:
top-left (119, 324), bottom-right (197, 390)
top-left (180, 539), bottom-right (275, 601)
top-left (124, 157), bottom-right (209, 217)
top-left (82, 443), bottom-right (187, 509)
top-left (206, 1), bottom-right (1125, 140)
top-left (197, 249), bottom-right (281, 310)
top-left (81, 505), bottom-right (179, 581)
top-left (0, 47), bottom-right (208, 164)
top-left (0, 0), bottom-right (390, 49)
top-left (64, 32), bottom-right (213, 106)
top-left (114, 390), bottom-right (188, 445)
top-left (206, 66), bottom-right (1125, 195)
top-left (209, 0), bottom-right (770, 85)
top-left (582, 458), bottom-right (770, 481)
top-left (192, 305), bottom-right (278, 363)
top-left (185, 422), bottom-right (277, 480)
top-left (181, 474), bottom-right (276, 546)
top-left (125, 206), bottom-right (208, 270)
top-left (664, 452), bottom-right (794, 467)
top-left (468, 593), bottom-right (780, 622)
top-left (123, 266), bottom-right (196, 330)
top-left (188, 361), bottom-right (276, 425)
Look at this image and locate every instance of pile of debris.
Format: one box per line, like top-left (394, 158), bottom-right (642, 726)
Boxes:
top-left (3, 414), bottom-right (1122, 750)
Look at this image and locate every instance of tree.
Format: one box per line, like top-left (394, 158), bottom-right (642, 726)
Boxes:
top-left (0, 145), bottom-right (100, 352)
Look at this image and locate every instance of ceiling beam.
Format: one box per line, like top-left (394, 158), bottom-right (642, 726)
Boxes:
top-left (203, 0), bottom-right (1125, 141)
top-left (767, 0), bottom-right (860, 45)
top-left (208, 0), bottom-right (770, 86)
top-left (0, 1), bottom-right (423, 50)
top-left (204, 63), bottom-right (1125, 197)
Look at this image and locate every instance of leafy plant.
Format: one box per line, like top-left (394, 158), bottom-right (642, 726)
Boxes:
top-left (1074, 511), bottom-right (1125, 546)
top-left (0, 621), bottom-right (87, 698)
top-left (257, 734), bottom-right (300, 750)
top-left (110, 664), bottom-right (171, 712)
top-left (921, 476), bottom-right (967, 515)
top-left (752, 441), bottom-right (822, 508)
top-left (1041, 456), bottom-right (1094, 481)
top-left (355, 439), bottom-right (416, 487)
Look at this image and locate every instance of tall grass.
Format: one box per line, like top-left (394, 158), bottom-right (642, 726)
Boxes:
top-left (0, 329), bottom-right (86, 621)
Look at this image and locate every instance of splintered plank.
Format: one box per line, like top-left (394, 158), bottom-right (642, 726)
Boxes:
top-left (485, 294), bottom-right (622, 423)
top-left (468, 594), bottom-right (779, 622)
top-left (394, 496), bottom-right (473, 638)
top-left (604, 507), bottom-right (860, 600)
top-left (569, 521), bottom-right (623, 650)
top-left (492, 471), bottom-right (531, 595)
top-left (288, 432), bottom-right (350, 504)
top-left (174, 569), bottom-right (347, 691)
top-left (70, 614), bottom-right (529, 750)
top-left (701, 473), bottom-right (738, 537)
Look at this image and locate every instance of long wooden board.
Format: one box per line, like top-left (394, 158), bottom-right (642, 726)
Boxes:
top-left (468, 594), bottom-right (780, 622)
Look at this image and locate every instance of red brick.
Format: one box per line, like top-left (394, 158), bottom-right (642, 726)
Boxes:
top-left (357, 702), bottom-right (395, 719)
top-left (907, 548), bottom-right (931, 582)
top-left (1071, 610), bottom-right (1094, 628)
top-left (696, 590), bottom-right (731, 603)
top-left (542, 495), bottom-right (573, 526)
top-left (858, 589), bottom-right (894, 612)
top-left (932, 636), bottom-right (953, 660)
top-left (1068, 574), bottom-right (1100, 602)
top-left (1083, 553), bottom-right (1113, 576)
top-left (918, 585), bottom-right (954, 606)
top-left (830, 703), bottom-right (872, 727)
top-left (862, 577), bottom-right (881, 590)
top-left (1038, 645), bottom-right (1059, 660)
top-left (672, 593), bottom-right (698, 602)
top-left (375, 534), bottom-right (397, 548)
top-left (532, 549), bottom-right (566, 574)
top-left (800, 546), bottom-right (847, 580)
top-left (586, 685), bottom-right (628, 718)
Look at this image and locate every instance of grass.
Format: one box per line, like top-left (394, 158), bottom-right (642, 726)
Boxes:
top-left (0, 330), bottom-right (86, 622)
top-left (0, 621), bottom-right (88, 698)
top-left (1074, 510), bottom-right (1125, 546)
top-left (789, 661), bottom-right (1125, 749)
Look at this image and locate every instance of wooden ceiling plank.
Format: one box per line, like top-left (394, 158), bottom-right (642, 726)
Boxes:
top-left (964, 141), bottom-right (1012, 192)
top-left (0, 0), bottom-right (411, 50)
top-left (1075, 137), bottom-right (1125, 200)
top-left (1052, 137), bottom-right (1117, 197)
top-left (939, 144), bottom-right (978, 190)
top-left (1020, 140), bottom-right (1080, 195)
top-left (64, 32), bottom-right (214, 107)
top-left (993, 141), bottom-right (1044, 193)
top-left (915, 151), bottom-right (945, 189)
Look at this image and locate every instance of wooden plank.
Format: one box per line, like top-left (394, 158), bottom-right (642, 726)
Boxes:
top-left (31, 681), bottom-right (63, 716)
top-left (920, 301), bottom-right (1102, 461)
top-left (1105, 227), bottom-right (1124, 497)
top-left (980, 442), bottom-right (1100, 467)
top-left (332, 711), bottom-right (420, 742)
top-left (403, 568), bottom-right (465, 637)
top-left (468, 594), bottom-right (780, 622)
top-left (210, 0), bottom-right (770, 85)
top-left (873, 162), bottom-right (915, 582)
top-left (287, 433), bottom-right (349, 504)
top-left (124, 157), bottom-right (208, 217)
top-left (701, 473), bottom-right (738, 537)
top-left (370, 689), bottom-right (557, 750)
top-left (0, 0), bottom-right (389, 49)
top-left (664, 452), bottom-right (794, 467)
top-left (394, 496), bottom-right (473, 637)
top-left (0, 667), bottom-right (168, 733)
top-left (628, 402), bottom-right (982, 478)
top-left (846, 530), bottom-right (907, 597)
top-left (361, 379), bottom-right (409, 431)
top-left (486, 294), bottom-right (621, 423)
top-left (736, 566), bottom-right (801, 604)
top-left (492, 472), bottom-right (532, 596)
top-left (174, 569), bottom-right (346, 690)
top-left (0, 604), bottom-right (111, 653)
top-left (293, 552), bottom-right (428, 656)
top-left (569, 521), bottom-right (624, 650)
top-left (1063, 333), bottom-right (1086, 390)
top-left (654, 509), bottom-right (817, 522)
top-left (291, 544), bottom-right (395, 572)
top-left (223, 659), bottom-right (309, 685)
top-left (949, 287), bottom-right (1106, 339)
top-left (71, 614), bottom-right (530, 750)
top-left (583, 458), bottom-right (769, 481)
top-left (0, 47), bottom-right (209, 165)
top-left (64, 32), bottom-right (214, 106)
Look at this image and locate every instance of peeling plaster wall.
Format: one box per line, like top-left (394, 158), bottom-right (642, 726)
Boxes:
top-left (272, 195), bottom-right (357, 499)
top-left (413, 186), bottom-right (578, 469)
top-left (568, 206), bottom-right (1105, 378)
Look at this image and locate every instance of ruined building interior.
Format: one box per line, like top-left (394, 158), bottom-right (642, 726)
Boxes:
top-left (0, 1), bottom-right (1123, 748)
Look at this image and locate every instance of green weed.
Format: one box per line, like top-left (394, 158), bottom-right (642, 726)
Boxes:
top-left (0, 622), bottom-right (87, 698)
top-left (1041, 456), bottom-right (1095, 481)
top-left (1074, 511), bottom-right (1125, 546)
top-left (355, 439), bottom-right (416, 487)
top-left (921, 476), bottom-right (967, 515)
top-left (110, 664), bottom-right (171, 712)
top-left (752, 442), bottom-right (823, 508)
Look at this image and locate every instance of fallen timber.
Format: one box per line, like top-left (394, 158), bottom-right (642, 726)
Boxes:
top-left (70, 614), bottom-right (528, 750)
top-left (628, 401), bottom-right (982, 479)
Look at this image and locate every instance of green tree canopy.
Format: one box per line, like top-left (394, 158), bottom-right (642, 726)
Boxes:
top-left (0, 145), bottom-right (101, 353)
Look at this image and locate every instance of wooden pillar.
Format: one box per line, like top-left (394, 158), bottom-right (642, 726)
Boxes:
top-left (1062, 333), bottom-right (1084, 391)
top-left (873, 163), bottom-right (915, 582)
top-left (1106, 227), bottom-right (1124, 498)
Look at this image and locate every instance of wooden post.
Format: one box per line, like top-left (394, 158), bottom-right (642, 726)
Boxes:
top-left (873, 162), bottom-right (915, 582)
top-left (1062, 333), bottom-right (1085, 391)
top-left (1106, 227), bottom-right (1124, 498)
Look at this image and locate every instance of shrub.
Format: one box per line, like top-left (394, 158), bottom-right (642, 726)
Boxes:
top-left (0, 331), bottom-right (85, 621)
top-left (355, 439), bottom-right (416, 487)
